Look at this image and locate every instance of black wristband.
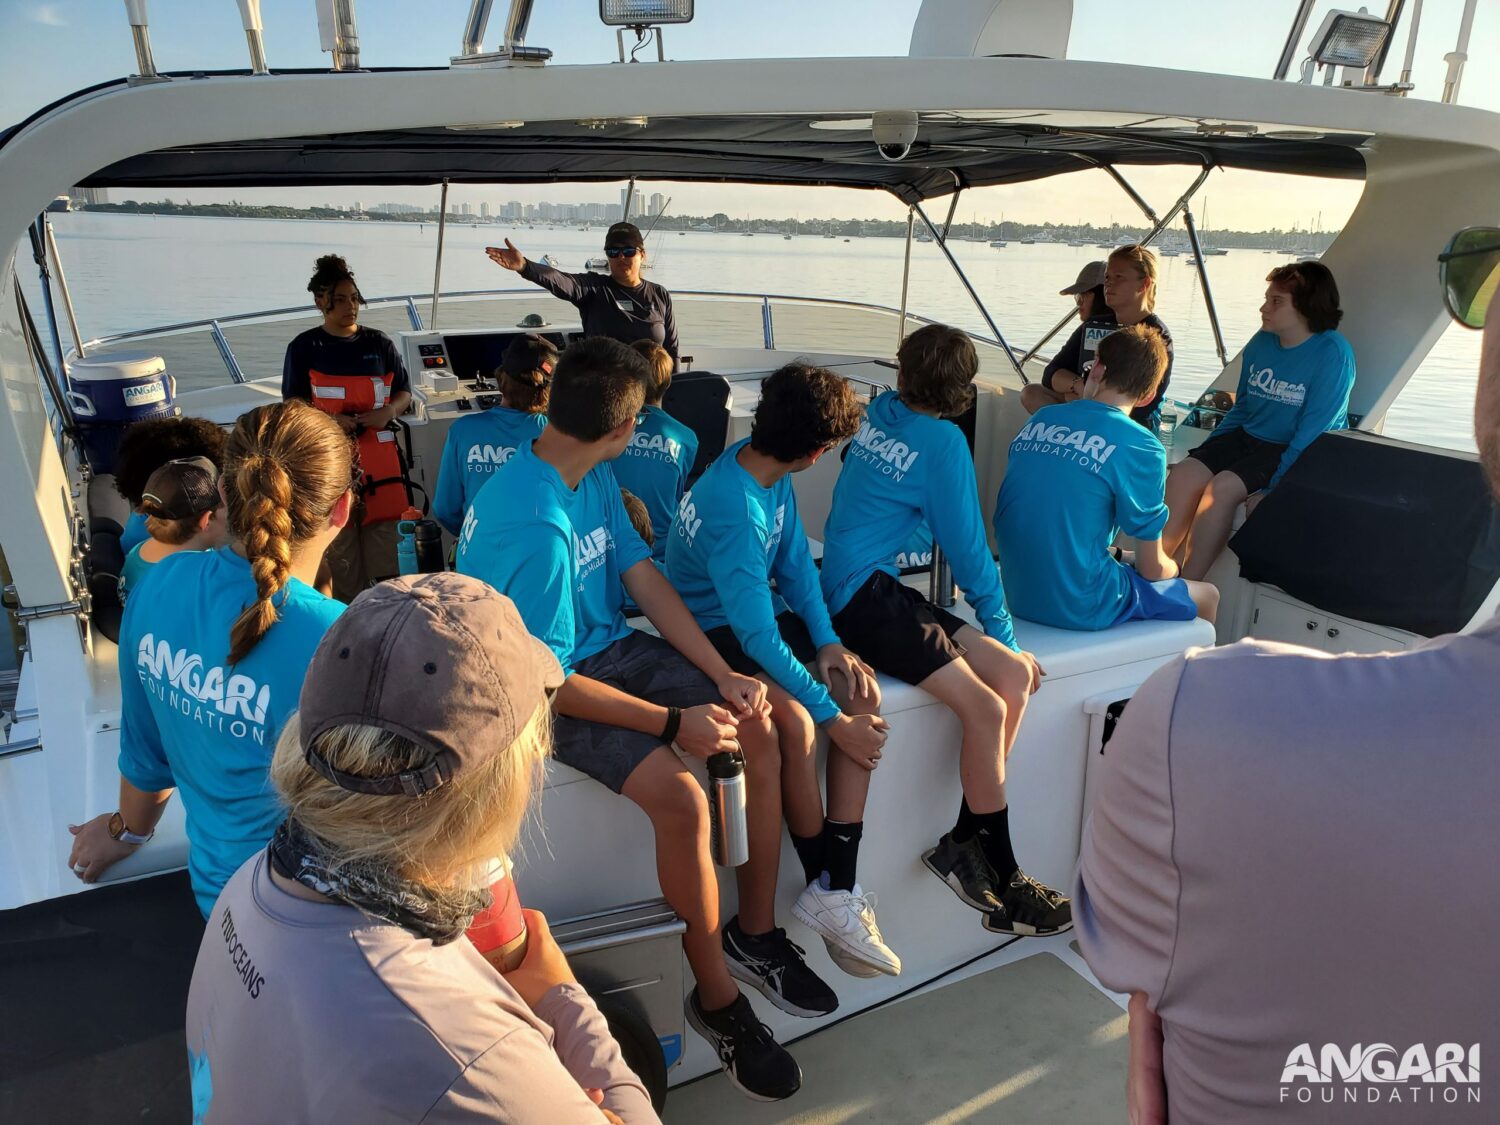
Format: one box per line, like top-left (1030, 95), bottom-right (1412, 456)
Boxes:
top-left (660, 706), bottom-right (682, 745)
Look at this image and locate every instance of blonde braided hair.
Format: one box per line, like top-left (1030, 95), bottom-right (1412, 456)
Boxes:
top-left (224, 401), bottom-right (352, 664)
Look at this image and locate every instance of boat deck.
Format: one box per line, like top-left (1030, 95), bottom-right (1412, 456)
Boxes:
top-left (663, 942), bottom-right (1127, 1124)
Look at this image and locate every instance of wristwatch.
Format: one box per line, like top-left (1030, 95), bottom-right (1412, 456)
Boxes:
top-left (107, 811), bottom-right (153, 846)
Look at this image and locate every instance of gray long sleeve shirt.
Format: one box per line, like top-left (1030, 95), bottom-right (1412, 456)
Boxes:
top-left (519, 259), bottom-right (678, 361)
top-left (186, 850), bottom-right (658, 1124)
top-left (1075, 613), bottom-right (1500, 1123)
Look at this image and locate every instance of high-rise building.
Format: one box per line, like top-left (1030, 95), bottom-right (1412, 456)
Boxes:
top-left (479, 202), bottom-right (490, 218)
top-left (69, 186), bottom-right (108, 206)
top-left (649, 193), bottom-right (665, 217)
top-left (620, 188), bottom-right (631, 219)
top-left (460, 202), bottom-right (473, 216)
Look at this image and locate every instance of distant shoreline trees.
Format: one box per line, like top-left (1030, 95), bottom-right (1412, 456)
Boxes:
top-left (78, 201), bottom-right (1337, 252)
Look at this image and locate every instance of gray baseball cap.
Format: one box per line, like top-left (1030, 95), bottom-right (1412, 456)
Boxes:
top-left (298, 573), bottom-right (563, 797)
top-left (1060, 260), bottom-right (1107, 295)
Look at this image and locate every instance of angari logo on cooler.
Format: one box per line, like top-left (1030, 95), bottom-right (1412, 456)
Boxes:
top-left (136, 634), bottom-right (272, 743)
top-left (122, 382), bottom-right (167, 409)
top-left (1279, 1043), bottom-right (1481, 1108)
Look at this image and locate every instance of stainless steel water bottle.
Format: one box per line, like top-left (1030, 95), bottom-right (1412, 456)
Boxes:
top-left (707, 749), bottom-right (749, 868)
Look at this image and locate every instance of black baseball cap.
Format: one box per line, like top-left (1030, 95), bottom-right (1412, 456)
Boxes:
top-left (501, 333), bottom-right (559, 380)
top-left (139, 457), bottom-right (220, 520)
top-left (605, 221), bottom-right (645, 250)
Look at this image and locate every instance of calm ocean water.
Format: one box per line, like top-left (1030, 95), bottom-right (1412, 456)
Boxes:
top-left (38, 212), bottom-right (1483, 452)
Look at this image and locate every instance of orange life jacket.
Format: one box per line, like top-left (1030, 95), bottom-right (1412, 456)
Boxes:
top-left (307, 368), bottom-right (409, 524)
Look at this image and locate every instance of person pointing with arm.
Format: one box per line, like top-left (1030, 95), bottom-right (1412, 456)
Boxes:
top-left (487, 224), bottom-right (679, 363)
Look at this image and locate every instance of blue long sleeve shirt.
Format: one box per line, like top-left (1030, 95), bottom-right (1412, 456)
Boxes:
top-left (821, 391), bottom-right (1019, 651)
top-left (665, 439), bottom-right (842, 723)
top-left (118, 547), bottom-right (343, 916)
top-left (995, 400), bottom-right (1170, 631)
top-left (1216, 329), bottom-right (1356, 490)
top-left (456, 443), bottom-right (651, 674)
top-left (431, 407), bottom-right (549, 534)
top-left (611, 404), bottom-right (698, 562)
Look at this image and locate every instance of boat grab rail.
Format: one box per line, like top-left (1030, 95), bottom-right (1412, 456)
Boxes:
top-left (71, 287), bottom-right (1027, 376)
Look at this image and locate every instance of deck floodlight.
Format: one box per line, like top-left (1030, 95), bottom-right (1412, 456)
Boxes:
top-left (1308, 8), bottom-right (1391, 70)
top-left (599, 0), bottom-right (694, 27)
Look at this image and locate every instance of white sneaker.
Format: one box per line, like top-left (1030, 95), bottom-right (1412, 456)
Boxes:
top-left (791, 880), bottom-right (902, 978)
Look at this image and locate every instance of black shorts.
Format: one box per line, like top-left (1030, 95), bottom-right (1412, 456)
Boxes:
top-left (553, 631), bottom-right (718, 793)
top-left (830, 570), bottom-right (967, 687)
top-left (1186, 427), bottom-right (1289, 494)
top-left (704, 612), bottom-right (817, 678)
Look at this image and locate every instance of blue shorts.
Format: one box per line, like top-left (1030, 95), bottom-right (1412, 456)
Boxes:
top-left (1113, 567), bottom-right (1198, 625)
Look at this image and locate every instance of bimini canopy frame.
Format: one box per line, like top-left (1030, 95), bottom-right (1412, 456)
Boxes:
top-left (52, 98), bottom-right (1368, 200)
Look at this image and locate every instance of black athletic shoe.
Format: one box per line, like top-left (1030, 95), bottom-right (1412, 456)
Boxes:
top-left (685, 988), bottom-right (803, 1102)
top-left (921, 832), bottom-right (1001, 912)
top-left (982, 869), bottom-right (1074, 936)
top-left (723, 917), bottom-right (839, 1018)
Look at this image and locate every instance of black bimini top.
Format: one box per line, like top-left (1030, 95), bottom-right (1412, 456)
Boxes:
top-left (49, 97), bottom-right (1365, 204)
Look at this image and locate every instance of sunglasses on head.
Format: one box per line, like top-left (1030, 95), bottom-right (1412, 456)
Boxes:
top-left (604, 246), bottom-right (640, 259)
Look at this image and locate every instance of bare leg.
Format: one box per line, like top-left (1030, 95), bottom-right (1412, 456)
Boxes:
top-left (622, 747), bottom-right (737, 1009)
top-left (953, 626), bottom-right (1033, 761)
top-left (760, 679), bottom-right (823, 840)
top-left (1020, 383), bottom-right (1066, 416)
top-left (824, 666), bottom-right (880, 824)
top-left (732, 712), bottom-right (783, 936)
top-left (1184, 579), bottom-right (1221, 623)
top-left (1162, 457), bottom-right (1212, 560)
top-left (914, 656), bottom-right (1007, 813)
top-left (1181, 471), bottom-right (1248, 581)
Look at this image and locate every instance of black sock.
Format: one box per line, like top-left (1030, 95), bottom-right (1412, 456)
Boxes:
top-left (822, 819), bottom-right (863, 892)
top-left (952, 797), bottom-right (981, 843)
top-left (790, 831), bottom-right (825, 887)
top-left (973, 806), bottom-right (1017, 877)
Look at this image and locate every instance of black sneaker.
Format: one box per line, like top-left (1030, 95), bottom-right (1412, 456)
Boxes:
top-left (685, 988), bottom-right (802, 1102)
top-left (982, 869), bottom-right (1073, 936)
top-left (723, 917), bottom-right (839, 1018)
top-left (921, 832), bottom-right (1001, 912)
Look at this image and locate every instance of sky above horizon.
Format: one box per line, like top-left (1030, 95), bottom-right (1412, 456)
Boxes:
top-left (4, 0), bottom-right (1498, 231)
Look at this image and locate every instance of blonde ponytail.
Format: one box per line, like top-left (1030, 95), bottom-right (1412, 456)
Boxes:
top-left (223, 401), bottom-right (352, 664)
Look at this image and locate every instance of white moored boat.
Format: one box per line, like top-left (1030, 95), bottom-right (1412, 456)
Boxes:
top-left (2, 0), bottom-right (1498, 1120)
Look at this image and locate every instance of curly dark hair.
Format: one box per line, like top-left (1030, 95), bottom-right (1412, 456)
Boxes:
top-left (307, 254), bottom-right (364, 308)
top-left (896, 324), bottom-right (977, 418)
top-left (112, 416), bottom-right (227, 506)
top-left (749, 363), bottom-right (864, 462)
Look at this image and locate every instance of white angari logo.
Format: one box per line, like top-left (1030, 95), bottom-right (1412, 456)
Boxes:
top-left (1012, 419), bottom-right (1118, 473)
top-left (136, 633), bottom-right (272, 744)
top-left (850, 422), bottom-right (920, 481)
top-left (1279, 1043), bottom-right (1481, 1108)
top-left (465, 442), bottom-right (518, 470)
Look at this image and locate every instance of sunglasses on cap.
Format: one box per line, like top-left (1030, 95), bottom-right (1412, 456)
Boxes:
top-left (604, 246), bottom-right (640, 259)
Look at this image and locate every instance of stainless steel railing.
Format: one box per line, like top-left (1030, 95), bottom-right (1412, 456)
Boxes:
top-left (72, 287), bottom-right (1029, 390)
